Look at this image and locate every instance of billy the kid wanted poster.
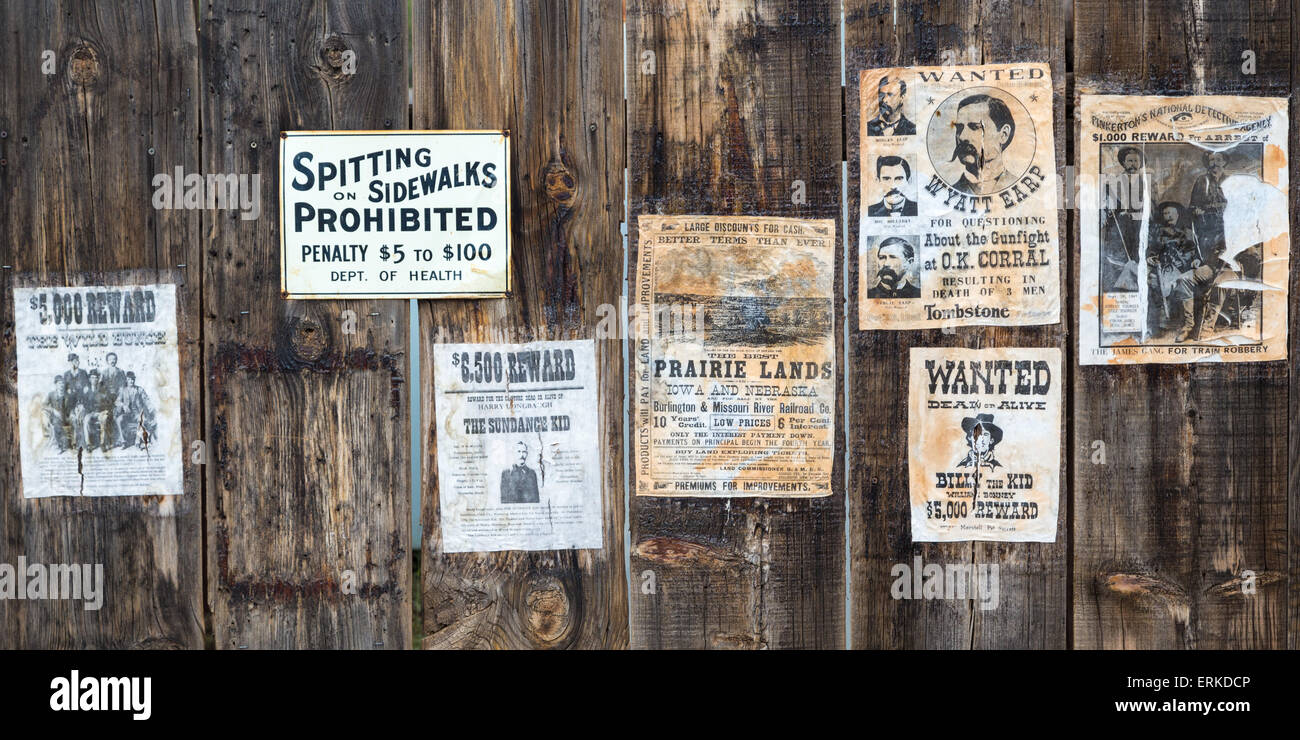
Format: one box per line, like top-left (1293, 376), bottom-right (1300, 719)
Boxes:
top-left (908, 347), bottom-right (1061, 542)
top-left (280, 130), bottom-right (510, 299)
top-left (1079, 95), bottom-right (1289, 364)
top-left (433, 339), bottom-right (603, 553)
top-left (859, 63), bottom-right (1059, 330)
top-left (14, 283), bottom-right (184, 498)
top-left (634, 215), bottom-right (835, 498)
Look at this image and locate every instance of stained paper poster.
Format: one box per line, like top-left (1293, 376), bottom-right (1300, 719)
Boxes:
top-left (1079, 94), bottom-right (1289, 363)
top-left (634, 215), bottom-right (835, 497)
top-left (909, 347), bottom-right (1060, 542)
top-left (859, 63), bottom-right (1059, 329)
top-left (14, 283), bottom-right (184, 498)
top-left (433, 339), bottom-right (603, 553)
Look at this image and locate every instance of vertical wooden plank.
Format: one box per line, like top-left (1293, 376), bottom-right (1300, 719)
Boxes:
top-left (202, 0), bottom-right (411, 649)
top-left (846, 1), bottom-right (1070, 648)
top-left (1292, 0), bottom-right (1300, 653)
top-left (413, 0), bottom-right (628, 649)
top-left (626, 0), bottom-right (845, 649)
top-left (1073, 0), bottom-right (1290, 649)
top-left (0, 1), bottom-right (203, 648)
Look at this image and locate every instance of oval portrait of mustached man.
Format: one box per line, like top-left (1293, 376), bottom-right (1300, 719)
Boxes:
top-left (925, 86), bottom-right (1037, 197)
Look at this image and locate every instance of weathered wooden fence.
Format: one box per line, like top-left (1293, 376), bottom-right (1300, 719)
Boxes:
top-left (0, 0), bottom-right (1296, 649)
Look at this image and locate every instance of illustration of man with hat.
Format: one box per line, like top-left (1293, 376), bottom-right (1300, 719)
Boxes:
top-left (955, 413), bottom-right (1003, 472)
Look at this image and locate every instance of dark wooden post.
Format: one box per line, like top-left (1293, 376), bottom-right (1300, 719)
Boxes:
top-left (846, 0), bottom-right (1070, 648)
top-left (0, 1), bottom-right (204, 648)
top-left (626, 0), bottom-right (846, 649)
top-left (1072, 0), bottom-right (1291, 649)
top-left (201, 0), bottom-right (412, 649)
top-left (412, 0), bottom-right (629, 649)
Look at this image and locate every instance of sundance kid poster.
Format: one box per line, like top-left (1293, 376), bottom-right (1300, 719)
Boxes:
top-left (908, 347), bottom-right (1061, 543)
top-left (14, 283), bottom-right (184, 498)
top-left (1079, 94), bottom-right (1289, 364)
top-left (432, 339), bottom-right (603, 553)
top-left (859, 63), bottom-right (1059, 330)
top-left (634, 215), bottom-right (835, 498)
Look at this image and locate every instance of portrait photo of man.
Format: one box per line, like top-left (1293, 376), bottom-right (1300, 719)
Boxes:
top-left (1101, 146), bottom-right (1147, 292)
top-left (866, 236), bottom-right (920, 299)
top-left (61, 352), bottom-right (89, 409)
top-left (867, 155), bottom-right (918, 217)
top-left (949, 93), bottom-right (1020, 195)
top-left (867, 75), bottom-right (915, 137)
top-left (1189, 150), bottom-right (1228, 264)
top-left (500, 440), bottom-right (540, 504)
top-left (114, 371), bottom-right (157, 449)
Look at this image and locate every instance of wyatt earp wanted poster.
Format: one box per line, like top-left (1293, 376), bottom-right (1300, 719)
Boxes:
top-left (1080, 95), bottom-right (1289, 364)
top-left (634, 215), bottom-right (835, 498)
top-left (14, 284), bottom-right (183, 498)
top-left (433, 339), bottom-right (602, 552)
top-left (859, 63), bottom-right (1059, 329)
top-left (280, 131), bottom-right (510, 299)
top-left (909, 347), bottom-right (1060, 542)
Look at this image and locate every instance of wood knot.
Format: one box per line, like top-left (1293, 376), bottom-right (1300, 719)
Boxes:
top-left (285, 315), bottom-right (329, 363)
top-left (68, 45), bottom-right (100, 85)
top-left (543, 158), bottom-right (577, 206)
top-left (522, 580), bottom-right (571, 645)
top-left (318, 34), bottom-right (352, 81)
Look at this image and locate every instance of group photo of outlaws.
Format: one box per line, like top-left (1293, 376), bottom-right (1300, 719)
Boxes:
top-left (40, 351), bottom-right (158, 454)
top-left (1100, 143), bottom-right (1264, 343)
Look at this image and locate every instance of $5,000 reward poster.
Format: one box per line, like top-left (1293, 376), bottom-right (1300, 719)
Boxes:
top-left (909, 347), bottom-right (1061, 542)
top-left (634, 215), bottom-right (836, 498)
top-left (1080, 95), bottom-right (1289, 363)
top-left (14, 283), bottom-right (183, 498)
top-left (859, 63), bottom-right (1059, 329)
top-left (281, 130), bottom-right (510, 299)
top-left (433, 339), bottom-right (603, 553)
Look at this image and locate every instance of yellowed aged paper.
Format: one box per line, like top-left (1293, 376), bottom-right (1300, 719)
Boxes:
top-left (1079, 94), bottom-right (1289, 364)
top-left (908, 347), bottom-right (1061, 542)
top-left (634, 215), bottom-right (835, 498)
top-left (858, 63), bottom-right (1059, 329)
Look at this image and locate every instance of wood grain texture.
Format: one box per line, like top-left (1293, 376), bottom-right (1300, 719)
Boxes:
top-left (0, 1), bottom-right (204, 648)
top-left (1292, 0), bottom-right (1300, 653)
top-left (627, 0), bottom-right (845, 649)
top-left (1072, 0), bottom-right (1290, 649)
top-left (846, 0), bottom-right (1069, 649)
top-left (413, 0), bottom-right (628, 649)
top-left (201, 0), bottom-right (411, 649)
